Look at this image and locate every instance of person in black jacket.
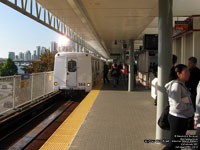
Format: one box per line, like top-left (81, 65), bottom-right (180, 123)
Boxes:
top-left (186, 57), bottom-right (200, 130)
top-left (169, 55), bottom-right (177, 81)
top-left (103, 62), bottom-right (109, 84)
top-left (186, 57), bottom-right (200, 111)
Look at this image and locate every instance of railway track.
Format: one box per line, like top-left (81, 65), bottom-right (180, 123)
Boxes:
top-left (0, 92), bottom-right (86, 150)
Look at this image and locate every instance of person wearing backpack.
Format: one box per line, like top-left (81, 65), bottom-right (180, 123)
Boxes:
top-left (111, 63), bottom-right (118, 87)
top-left (163, 64), bottom-right (194, 150)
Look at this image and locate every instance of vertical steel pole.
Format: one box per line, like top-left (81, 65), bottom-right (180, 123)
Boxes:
top-left (44, 73), bottom-right (46, 95)
top-left (31, 74), bottom-right (34, 102)
top-left (128, 39), bottom-right (134, 91)
top-left (156, 0), bottom-right (173, 140)
top-left (12, 76), bottom-right (16, 109)
top-left (77, 44), bottom-right (79, 52)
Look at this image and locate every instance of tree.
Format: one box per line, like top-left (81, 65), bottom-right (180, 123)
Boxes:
top-left (22, 50), bottom-right (57, 73)
top-left (0, 58), bottom-right (18, 76)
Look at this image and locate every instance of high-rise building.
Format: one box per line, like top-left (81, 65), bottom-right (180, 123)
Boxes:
top-left (36, 46), bottom-right (41, 59)
top-left (19, 52), bottom-right (24, 61)
top-left (51, 42), bottom-right (58, 52)
top-left (41, 47), bottom-right (46, 54)
top-left (15, 55), bottom-right (19, 60)
top-left (8, 52), bottom-right (15, 60)
top-left (25, 50), bottom-right (32, 61)
top-left (32, 50), bottom-right (37, 61)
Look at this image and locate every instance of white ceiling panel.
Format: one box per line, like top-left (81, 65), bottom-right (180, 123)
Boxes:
top-left (36, 0), bottom-right (200, 57)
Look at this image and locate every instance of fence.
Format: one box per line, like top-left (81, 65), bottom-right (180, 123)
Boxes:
top-left (0, 71), bottom-right (54, 115)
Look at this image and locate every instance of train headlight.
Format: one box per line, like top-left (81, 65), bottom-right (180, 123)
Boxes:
top-left (87, 83), bottom-right (91, 87)
top-left (54, 82), bottom-right (58, 86)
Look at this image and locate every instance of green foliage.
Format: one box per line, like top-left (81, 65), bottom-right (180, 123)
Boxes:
top-left (22, 50), bottom-right (57, 73)
top-left (0, 61), bottom-right (4, 70)
top-left (0, 58), bottom-right (18, 76)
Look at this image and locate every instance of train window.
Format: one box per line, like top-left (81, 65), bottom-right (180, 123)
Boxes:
top-left (68, 60), bottom-right (77, 72)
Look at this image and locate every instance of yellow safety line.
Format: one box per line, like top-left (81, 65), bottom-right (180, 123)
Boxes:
top-left (40, 82), bottom-right (103, 150)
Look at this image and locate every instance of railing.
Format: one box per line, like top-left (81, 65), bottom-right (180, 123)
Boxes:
top-left (0, 71), bottom-right (54, 115)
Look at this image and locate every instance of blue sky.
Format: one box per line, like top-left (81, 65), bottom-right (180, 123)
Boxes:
top-left (0, 3), bottom-right (60, 58)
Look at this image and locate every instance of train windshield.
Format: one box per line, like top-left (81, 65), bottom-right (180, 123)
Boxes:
top-left (68, 60), bottom-right (77, 72)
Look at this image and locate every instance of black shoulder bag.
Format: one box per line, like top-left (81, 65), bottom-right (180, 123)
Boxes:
top-left (158, 105), bottom-right (170, 130)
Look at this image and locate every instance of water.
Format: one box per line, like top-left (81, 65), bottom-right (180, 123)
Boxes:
top-left (17, 65), bottom-right (25, 74)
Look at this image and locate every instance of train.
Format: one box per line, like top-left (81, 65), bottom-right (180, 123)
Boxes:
top-left (53, 52), bottom-right (104, 92)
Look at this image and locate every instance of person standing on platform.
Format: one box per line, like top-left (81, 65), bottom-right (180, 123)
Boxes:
top-left (121, 63), bottom-right (128, 85)
top-left (163, 64), bottom-right (194, 150)
top-left (103, 62), bottom-right (109, 84)
top-left (117, 62), bottom-right (123, 85)
top-left (186, 57), bottom-right (200, 111)
top-left (111, 63), bottom-right (118, 87)
top-left (134, 63), bottom-right (138, 87)
top-left (169, 55), bottom-right (177, 81)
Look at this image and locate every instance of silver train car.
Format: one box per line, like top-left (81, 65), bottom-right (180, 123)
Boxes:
top-left (53, 52), bottom-right (104, 92)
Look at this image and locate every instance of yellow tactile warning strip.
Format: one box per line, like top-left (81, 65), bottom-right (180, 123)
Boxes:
top-left (40, 82), bottom-right (103, 150)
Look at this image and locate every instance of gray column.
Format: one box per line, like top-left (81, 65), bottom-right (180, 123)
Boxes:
top-left (128, 39), bottom-right (134, 91)
top-left (77, 43), bottom-right (79, 52)
top-left (156, 0), bottom-right (173, 140)
top-left (121, 51), bottom-right (126, 63)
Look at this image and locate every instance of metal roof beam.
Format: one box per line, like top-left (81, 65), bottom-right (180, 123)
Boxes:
top-left (0, 0), bottom-right (105, 58)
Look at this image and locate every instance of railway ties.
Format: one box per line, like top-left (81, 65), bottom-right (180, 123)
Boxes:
top-left (0, 92), bottom-right (85, 150)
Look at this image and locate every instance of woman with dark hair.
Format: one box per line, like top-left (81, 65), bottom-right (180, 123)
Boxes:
top-left (163, 64), bottom-right (194, 150)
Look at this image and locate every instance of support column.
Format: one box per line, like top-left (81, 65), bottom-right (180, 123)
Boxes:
top-left (128, 39), bottom-right (134, 91)
top-left (156, 0), bottom-right (173, 140)
top-left (77, 43), bottom-right (79, 52)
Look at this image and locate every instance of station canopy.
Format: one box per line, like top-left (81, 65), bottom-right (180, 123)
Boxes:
top-left (36, 0), bottom-right (200, 58)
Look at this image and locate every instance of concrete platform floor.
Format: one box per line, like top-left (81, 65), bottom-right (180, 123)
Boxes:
top-left (69, 82), bottom-right (164, 150)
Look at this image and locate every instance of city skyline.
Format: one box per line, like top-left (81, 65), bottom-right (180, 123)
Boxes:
top-left (0, 3), bottom-right (60, 58)
top-left (8, 41), bottom-right (59, 61)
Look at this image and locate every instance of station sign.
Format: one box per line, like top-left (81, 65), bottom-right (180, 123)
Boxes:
top-left (175, 21), bottom-right (189, 31)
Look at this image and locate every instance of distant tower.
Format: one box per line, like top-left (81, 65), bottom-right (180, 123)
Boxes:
top-left (25, 50), bottom-right (31, 61)
top-left (32, 50), bottom-right (37, 61)
top-left (36, 46), bottom-right (41, 59)
top-left (19, 52), bottom-right (24, 61)
top-left (15, 55), bottom-right (19, 60)
top-left (51, 42), bottom-right (58, 52)
top-left (41, 47), bottom-right (46, 54)
top-left (8, 52), bottom-right (15, 60)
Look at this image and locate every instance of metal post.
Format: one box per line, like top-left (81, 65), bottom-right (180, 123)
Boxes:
top-left (156, 0), bottom-right (173, 140)
top-left (77, 43), bottom-right (79, 52)
top-left (128, 39), bottom-right (134, 91)
top-left (122, 51), bottom-right (126, 63)
top-left (44, 73), bottom-right (46, 95)
top-left (31, 74), bottom-right (34, 102)
top-left (12, 76), bottom-right (16, 109)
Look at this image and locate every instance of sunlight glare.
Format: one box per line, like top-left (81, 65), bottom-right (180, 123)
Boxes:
top-left (58, 35), bottom-right (70, 46)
